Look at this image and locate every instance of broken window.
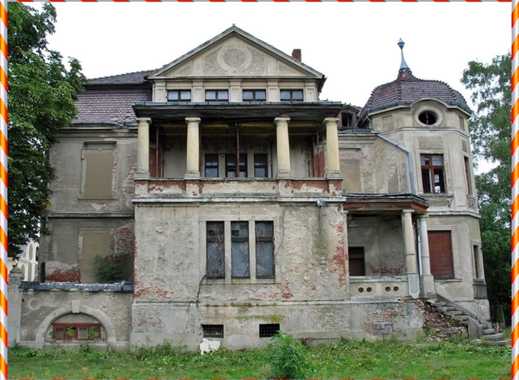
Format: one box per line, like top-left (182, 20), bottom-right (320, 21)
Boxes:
top-left (81, 142), bottom-right (115, 199)
top-left (464, 156), bottom-right (473, 195)
top-left (231, 222), bottom-right (250, 278)
top-left (205, 90), bottom-right (229, 102)
top-left (202, 324), bottom-right (224, 338)
top-left (254, 154), bottom-right (268, 178)
top-left (348, 247), bottom-right (365, 276)
top-left (206, 222), bottom-right (225, 279)
top-left (204, 154), bottom-right (219, 178)
top-left (255, 221), bottom-right (274, 279)
top-left (225, 153), bottom-right (247, 178)
top-left (167, 90), bottom-right (191, 102)
top-left (259, 323), bottom-right (280, 338)
top-left (421, 154), bottom-right (446, 194)
top-left (280, 89), bottom-right (304, 102)
top-left (243, 89), bottom-right (266, 102)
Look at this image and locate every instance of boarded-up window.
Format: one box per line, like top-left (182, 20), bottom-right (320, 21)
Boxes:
top-left (207, 222), bottom-right (225, 279)
top-left (428, 231), bottom-right (454, 279)
top-left (81, 143), bottom-right (115, 199)
top-left (79, 229), bottom-right (112, 283)
top-left (255, 221), bottom-right (274, 279)
top-left (231, 222), bottom-right (250, 278)
top-left (349, 247), bottom-right (365, 276)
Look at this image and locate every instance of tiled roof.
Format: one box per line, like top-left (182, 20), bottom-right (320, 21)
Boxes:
top-left (87, 69), bottom-right (156, 86)
top-left (361, 68), bottom-right (471, 118)
top-left (73, 86), bottom-right (152, 125)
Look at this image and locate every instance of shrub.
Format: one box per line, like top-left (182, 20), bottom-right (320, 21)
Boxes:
top-left (268, 333), bottom-right (312, 379)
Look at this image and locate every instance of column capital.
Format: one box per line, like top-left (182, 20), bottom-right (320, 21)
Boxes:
top-left (274, 116), bottom-right (290, 124)
top-left (185, 117), bottom-right (201, 124)
top-left (402, 209), bottom-right (415, 215)
top-left (323, 117), bottom-right (339, 124)
top-left (136, 117), bottom-right (152, 124)
top-left (417, 213), bottom-right (429, 219)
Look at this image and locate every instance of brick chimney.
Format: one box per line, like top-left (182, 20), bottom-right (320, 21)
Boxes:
top-left (291, 49), bottom-right (302, 62)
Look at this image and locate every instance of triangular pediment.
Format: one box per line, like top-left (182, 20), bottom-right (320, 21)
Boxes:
top-left (149, 26), bottom-right (324, 80)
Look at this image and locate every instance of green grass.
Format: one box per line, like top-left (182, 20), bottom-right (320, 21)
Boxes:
top-left (10, 339), bottom-right (510, 380)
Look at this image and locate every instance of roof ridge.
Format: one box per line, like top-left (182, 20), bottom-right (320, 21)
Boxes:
top-left (88, 68), bottom-right (157, 82)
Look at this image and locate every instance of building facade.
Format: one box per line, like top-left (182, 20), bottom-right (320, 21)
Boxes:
top-left (13, 27), bottom-right (490, 349)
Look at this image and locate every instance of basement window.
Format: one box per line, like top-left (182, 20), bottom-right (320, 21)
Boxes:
top-left (53, 323), bottom-right (101, 341)
top-left (202, 324), bottom-right (224, 339)
top-left (259, 323), bottom-right (280, 338)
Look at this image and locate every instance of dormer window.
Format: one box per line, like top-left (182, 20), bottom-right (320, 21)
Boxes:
top-left (167, 90), bottom-right (191, 102)
top-left (418, 110), bottom-right (438, 126)
top-left (243, 89), bottom-right (266, 102)
top-left (280, 89), bottom-right (304, 102)
top-left (206, 89), bottom-right (229, 102)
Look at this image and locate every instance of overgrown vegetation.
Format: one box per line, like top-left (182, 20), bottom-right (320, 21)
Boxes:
top-left (268, 333), bottom-right (313, 379)
top-left (11, 339), bottom-right (509, 380)
top-left (94, 254), bottom-right (133, 283)
top-left (462, 55), bottom-right (510, 323)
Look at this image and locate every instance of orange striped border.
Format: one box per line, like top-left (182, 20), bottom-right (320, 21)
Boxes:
top-left (0, 0), bottom-right (6, 380)
top-left (514, 0), bottom-right (519, 379)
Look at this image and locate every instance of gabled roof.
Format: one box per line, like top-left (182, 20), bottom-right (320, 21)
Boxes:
top-left (148, 25), bottom-right (326, 86)
top-left (87, 69), bottom-right (156, 86)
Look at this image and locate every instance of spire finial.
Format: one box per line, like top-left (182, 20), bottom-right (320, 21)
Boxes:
top-left (398, 38), bottom-right (409, 70)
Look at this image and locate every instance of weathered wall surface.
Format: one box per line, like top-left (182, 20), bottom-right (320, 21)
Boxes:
top-left (339, 133), bottom-right (408, 194)
top-left (19, 289), bottom-right (132, 348)
top-left (348, 215), bottom-right (405, 276)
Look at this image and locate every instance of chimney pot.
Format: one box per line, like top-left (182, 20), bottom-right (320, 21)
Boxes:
top-left (291, 49), bottom-right (302, 62)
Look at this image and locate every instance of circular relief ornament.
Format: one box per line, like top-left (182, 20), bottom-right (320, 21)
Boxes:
top-left (217, 44), bottom-right (252, 74)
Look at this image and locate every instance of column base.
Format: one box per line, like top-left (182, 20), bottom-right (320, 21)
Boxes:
top-left (422, 274), bottom-right (435, 298)
top-left (184, 171), bottom-right (200, 179)
top-left (277, 170), bottom-right (290, 179)
top-left (407, 273), bottom-right (420, 299)
top-left (135, 171), bottom-right (150, 180)
top-left (325, 170), bottom-right (343, 179)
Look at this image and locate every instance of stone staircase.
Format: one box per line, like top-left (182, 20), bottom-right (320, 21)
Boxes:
top-left (428, 297), bottom-right (508, 346)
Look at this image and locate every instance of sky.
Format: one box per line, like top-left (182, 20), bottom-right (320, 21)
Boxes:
top-left (46, 3), bottom-right (510, 109)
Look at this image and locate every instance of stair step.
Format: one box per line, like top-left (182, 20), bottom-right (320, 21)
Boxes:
top-left (482, 328), bottom-right (496, 335)
top-left (447, 310), bottom-right (464, 316)
top-left (482, 333), bottom-right (505, 341)
top-left (452, 315), bottom-right (469, 322)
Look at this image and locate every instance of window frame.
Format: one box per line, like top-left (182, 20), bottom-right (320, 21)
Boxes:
top-left (80, 142), bottom-right (116, 200)
top-left (253, 153), bottom-right (269, 178)
top-left (167, 89), bottom-right (191, 102)
top-left (280, 89), bottom-right (304, 102)
top-left (205, 89), bottom-right (229, 102)
top-left (225, 153), bottom-right (248, 178)
top-left (348, 247), bottom-right (366, 276)
top-left (420, 153), bottom-right (447, 194)
top-left (242, 89), bottom-right (267, 102)
top-left (231, 221), bottom-right (250, 279)
top-left (52, 323), bottom-right (102, 341)
top-left (206, 221), bottom-right (225, 279)
top-left (204, 153), bottom-right (220, 178)
top-left (255, 221), bottom-right (275, 279)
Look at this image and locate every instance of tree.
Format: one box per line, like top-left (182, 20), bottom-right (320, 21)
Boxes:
top-left (462, 54), bottom-right (510, 322)
top-left (8, 4), bottom-right (84, 256)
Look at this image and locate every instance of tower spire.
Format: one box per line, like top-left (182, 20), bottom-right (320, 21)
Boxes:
top-left (397, 38), bottom-right (413, 80)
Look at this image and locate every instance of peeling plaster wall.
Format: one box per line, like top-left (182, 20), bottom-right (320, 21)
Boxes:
top-left (347, 215), bottom-right (405, 276)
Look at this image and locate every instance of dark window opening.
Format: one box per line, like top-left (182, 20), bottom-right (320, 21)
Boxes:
top-left (206, 90), bottom-right (229, 102)
top-left (202, 324), bottom-right (224, 338)
top-left (256, 221), bottom-right (274, 279)
top-left (348, 247), bottom-right (365, 276)
top-left (207, 222), bottom-right (225, 279)
top-left (225, 153), bottom-right (247, 178)
top-left (473, 245), bottom-right (480, 279)
top-left (259, 323), bottom-right (280, 338)
top-left (231, 222), bottom-right (250, 279)
top-left (418, 110), bottom-right (438, 125)
top-left (280, 89), bottom-right (304, 102)
top-left (421, 154), bottom-right (446, 194)
top-left (53, 323), bottom-right (101, 341)
top-left (243, 89), bottom-right (266, 102)
top-left (341, 112), bottom-right (353, 129)
top-left (464, 156), bottom-right (473, 195)
top-left (204, 154), bottom-right (219, 178)
top-left (167, 90), bottom-right (191, 102)
top-left (254, 154), bottom-right (268, 178)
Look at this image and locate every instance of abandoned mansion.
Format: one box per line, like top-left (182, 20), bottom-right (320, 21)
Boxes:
top-left (9, 26), bottom-right (494, 349)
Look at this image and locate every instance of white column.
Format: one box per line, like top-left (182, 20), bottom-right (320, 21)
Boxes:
top-left (137, 117), bottom-right (151, 177)
top-left (402, 209), bottom-right (419, 298)
top-left (275, 117), bottom-right (291, 178)
top-left (418, 214), bottom-right (435, 296)
top-left (324, 117), bottom-right (341, 178)
top-left (185, 117), bottom-right (201, 178)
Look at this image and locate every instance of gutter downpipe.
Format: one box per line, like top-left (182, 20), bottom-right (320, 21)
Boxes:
top-left (373, 126), bottom-right (424, 296)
